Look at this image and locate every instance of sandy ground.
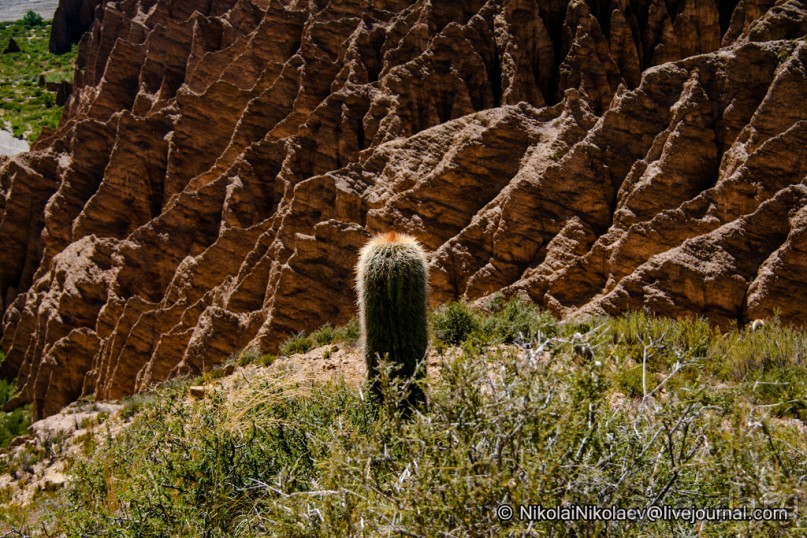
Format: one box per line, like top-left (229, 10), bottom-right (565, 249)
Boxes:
top-left (0, 0), bottom-right (59, 22)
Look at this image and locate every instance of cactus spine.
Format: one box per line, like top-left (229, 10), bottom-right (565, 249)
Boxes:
top-left (356, 231), bottom-right (428, 407)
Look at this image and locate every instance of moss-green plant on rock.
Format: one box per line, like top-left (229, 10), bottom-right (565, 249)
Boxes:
top-left (356, 231), bottom-right (428, 408)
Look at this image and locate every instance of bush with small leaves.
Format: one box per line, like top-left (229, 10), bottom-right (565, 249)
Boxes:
top-left (22, 11), bottom-right (44, 29)
top-left (479, 296), bottom-right (555, 343)
top-left (0, 378), bottom-right (32, 449)
top-left (431, 301), bottom-right (479, 346)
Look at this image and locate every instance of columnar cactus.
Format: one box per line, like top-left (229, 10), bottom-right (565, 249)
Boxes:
top-left (356, 231), bottom-right (429, 407)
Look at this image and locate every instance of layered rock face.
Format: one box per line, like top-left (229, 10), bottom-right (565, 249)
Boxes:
top-left (0, 0), bottom-right (805, 418)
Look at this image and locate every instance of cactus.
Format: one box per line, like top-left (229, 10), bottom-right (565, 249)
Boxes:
top-left (356, 231), bottom-right (428, 408)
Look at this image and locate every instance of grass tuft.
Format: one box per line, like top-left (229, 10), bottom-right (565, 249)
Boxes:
top-left (333, 318), bottom-right (360, 347)
top-left (278, 332), bottom-right (314, 357)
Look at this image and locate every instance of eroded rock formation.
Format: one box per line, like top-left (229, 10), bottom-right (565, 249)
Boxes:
top-left (1, 0), bottom-right (805, 418)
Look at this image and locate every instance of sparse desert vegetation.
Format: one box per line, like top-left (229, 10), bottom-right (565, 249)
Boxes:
top-left (1, 301), bottom-right (804, 536)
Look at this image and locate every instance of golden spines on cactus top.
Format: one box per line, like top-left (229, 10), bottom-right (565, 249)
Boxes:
top-left (363, 231), bottom-right (421, 248)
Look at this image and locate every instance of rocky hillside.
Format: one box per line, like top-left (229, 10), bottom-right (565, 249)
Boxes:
top-left (0, 0), bottom-right (805, 418)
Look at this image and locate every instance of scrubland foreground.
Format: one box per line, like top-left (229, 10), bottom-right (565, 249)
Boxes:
top-left (0, 300), bottom-right (805, 536)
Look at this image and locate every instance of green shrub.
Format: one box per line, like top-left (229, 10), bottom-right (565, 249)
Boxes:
top-left (234, 347), bottom-right (259, 366)
top-left (279, 332), bottom-right (313, 356)
top-left (0, 378), bottom-right (32, 449)
top-left (478, 296), bottom-right (555, 343)
top-left (708, 318), bottom-right (806, 381)
top-left (312, 323), bottom-right (336, 346)
top-left (748, 365), bottom-right (807, 421)
top-left (2, 311), bottom-right (803, 536)
top-left (256, 353), bottom-right (276, 367)
top-left (333, 318), bottom-right (360, 347)
top-left (0, 406), bottom-right (32, 449)
top-left (61, 380), bottom-right (355, 535)
top-left (0, 377), bottom-right (13, 403)
top-left (22, 11), bottom-right (44, 29)
top-left (431, 301), bottom-right (479, 345)
top-left (613, 364), bottom-right (649, 399)
top-left (202, 366), bottom-right (227, 382)
top-left (56, 329), bottom-right (806, 537)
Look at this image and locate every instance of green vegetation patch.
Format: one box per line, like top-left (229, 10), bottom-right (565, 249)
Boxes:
top-left (431, 300), bottom-right (479, 346)
top-left (0, 357), bottom-right (32, 449)
top-left (431, 296), bottom-right (558, 351)
top-left (278, 331), bottom-right (314, 356)
top-left (0, 14), bottom-right (76, 142)
top-left (275, 319), bottom-right (361, 358)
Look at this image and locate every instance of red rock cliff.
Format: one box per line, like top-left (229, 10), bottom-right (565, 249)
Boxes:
top-left (1, 0), bottom-right (805, 418)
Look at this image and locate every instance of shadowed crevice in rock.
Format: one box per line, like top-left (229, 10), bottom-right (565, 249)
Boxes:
top-left (49, 0), bottom-right (102, 54)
